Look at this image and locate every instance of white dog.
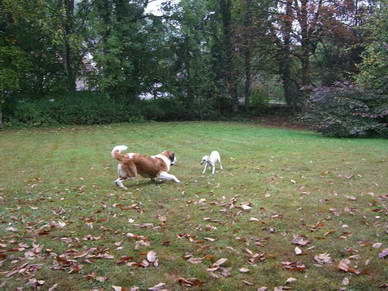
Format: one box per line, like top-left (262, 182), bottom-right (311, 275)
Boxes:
top-left (201, 151), bottom-right (223, 175)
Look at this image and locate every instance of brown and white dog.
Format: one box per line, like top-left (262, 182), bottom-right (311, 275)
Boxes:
top-left (111, 145), bottom-right (180, 189)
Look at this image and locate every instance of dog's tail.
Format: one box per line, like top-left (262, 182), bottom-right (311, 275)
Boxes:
top-left (111, 145), bottom-right (128, 161)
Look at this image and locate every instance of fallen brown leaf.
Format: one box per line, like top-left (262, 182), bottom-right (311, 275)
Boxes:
top-left (378, 248), bottom-right (388, 259)
top-left (213, 258), bottom-right (228, 267)
top-left (292, 234), bottom-right (310, 246)
top-left (176, 277), bottom-right (204, 287)
top-left (148, 282), bottom-right (167, 291)
top-left (314, 253), bottom-right (332, 264)
top-left (281, 261), bottom-right (307, 271)
top-left (147, 251), bottom-right (157, 263)
top-left (337, 259), bottom-right (360, 274)
top-left (294, 247), bottom-right (303, 255)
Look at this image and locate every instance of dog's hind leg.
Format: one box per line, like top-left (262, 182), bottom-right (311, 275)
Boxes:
top-left (115, 164), bottom-right (128, 189)
top-left (158, 171), bottom-right (181, 183)
top-left (219, 159), bottom-right (223, 170)
top-left (115, 161), bottom-right (137, 190)
top-left (212, 166), bottom-right (216, 175)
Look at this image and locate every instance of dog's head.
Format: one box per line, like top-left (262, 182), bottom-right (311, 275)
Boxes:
top-left (200, 155), bottom-right (209, 165)
top-left (162, 151), bottom-right (176, 166)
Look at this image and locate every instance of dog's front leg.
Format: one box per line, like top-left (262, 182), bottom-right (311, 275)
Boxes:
top-left (202, 163), bottom-right (208, 174)
top-left (114, 178), bottom-right (128, 190)
top-left (158, 171), bottom-right (181, 183)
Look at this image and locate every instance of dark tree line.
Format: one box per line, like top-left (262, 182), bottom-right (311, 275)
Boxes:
top-left (0, 0), bottom-right (387, 127)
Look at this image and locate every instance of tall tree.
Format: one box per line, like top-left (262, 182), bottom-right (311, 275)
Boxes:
top-left (232, 0), bottom-right (274, 111)
top-left (220, 0), bottom-right (238, 112)
top-left (270, 0), bottom-right (301, 111)
top-left (59, 0), bottom-right (77, 91)
top-left (82, 0), bottom-right (167, 99)
top-left (356, 1), bottom-right (388, 93)
top-left (270, 0), bottom-right (371, 110)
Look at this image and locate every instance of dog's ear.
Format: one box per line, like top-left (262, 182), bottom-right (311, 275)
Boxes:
top-left (163, 151), bottom-right (176, 165)
top-left (170, 152), bottom-right (176, 165)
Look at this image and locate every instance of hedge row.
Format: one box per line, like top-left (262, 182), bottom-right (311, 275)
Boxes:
top-left (5, 92), bottom-right (210, 126)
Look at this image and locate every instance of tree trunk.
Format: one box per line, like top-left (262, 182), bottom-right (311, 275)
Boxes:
top-left (279, 55), bottom-right (298, 111)
top-left (243, 0), bottom-right (252, 112)
top-left (299, 0), bottom-right (311, 87)
top-left (220, 0), bottom-right (238, 113)
top-left (244, 51), bottom-right (251, 111)
top-left (281, 0), bottom-right (299, 111)
top-left (0, 104), bottom-right (3, 129)
top-left (62, 0), bottom-right (76, 91)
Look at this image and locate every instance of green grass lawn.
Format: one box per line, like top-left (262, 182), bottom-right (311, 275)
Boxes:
top-left (0, 122), bottom-right (387, 290)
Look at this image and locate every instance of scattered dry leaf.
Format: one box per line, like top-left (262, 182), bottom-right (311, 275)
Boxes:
top-left (148, 282), bottom-right (167, 291)
top-left (372, 243), bottom-right (382, 249)
top-left (292, 235), bottom-right (310, 246)
top-left (176, 277), bottom-right (203, 287)
top-left (342, 277), bottom-right (350, 286)
top-left (187, 257), bottom-right (203, 264)
top-left (213, 258), bottom-right (228, 267)
top-left (337, 259), bottom-right (360, 274)
top-left (294, 247), bottom-right (303, 255)
top-left (281, 261), bottom-right (306, 271)
top-left (286, 277), bottom-right (297, 284)
top-left (314, 253), bottom-right (332, 265)
top-left (147, 251), bottom-right (157, 263)
top-left (378, 248), bottom-right (388, 259)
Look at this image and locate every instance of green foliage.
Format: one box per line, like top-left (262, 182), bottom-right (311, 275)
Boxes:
top-left (313, 42), bottom-right (362, 86)
top-left (0, 46), bottom-right (30, 100)
top-left (0, 43), bottom-right (31, 126)
top-left (243, 74), bottom-right (286, 115)
top-left (82, 0), bottom-right (171, 98)
top-left (1, 0), bottom-right (73, 95)
top-left (303, 82), bottom-right (388, 137)
top-left (6, 93), bottom-right (224, 126)
top-left (249, 88), bottom-right (270, 113)
top-left (357, 43), bottom-right (388, 93)
top-left (8, 93), bottom-right (141, 126)
top-left (1, 0), bottom-right (386, 120)
top-left (356, 4), bottom-right (388, 93)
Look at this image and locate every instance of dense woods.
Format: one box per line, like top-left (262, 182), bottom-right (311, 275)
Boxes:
top-left (1, 0), bottom-right (387, 136)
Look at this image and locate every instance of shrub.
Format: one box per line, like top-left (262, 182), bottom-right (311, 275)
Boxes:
top-left (9, 92), bottom-right (144, 126)
top-left (7, 92), bottom-right (214, 126)
top-left (12, 101), bottom-right (55, 126)
top-left (249, 89), bottom-right (270, 114)
top-left (303, 82), bottom-right (388, 137)
top-left (140, 98), bottom-right (200, 121)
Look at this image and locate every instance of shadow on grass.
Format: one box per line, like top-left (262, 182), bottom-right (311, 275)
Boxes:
top-left (119, 179), bottom-right (170, 189)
